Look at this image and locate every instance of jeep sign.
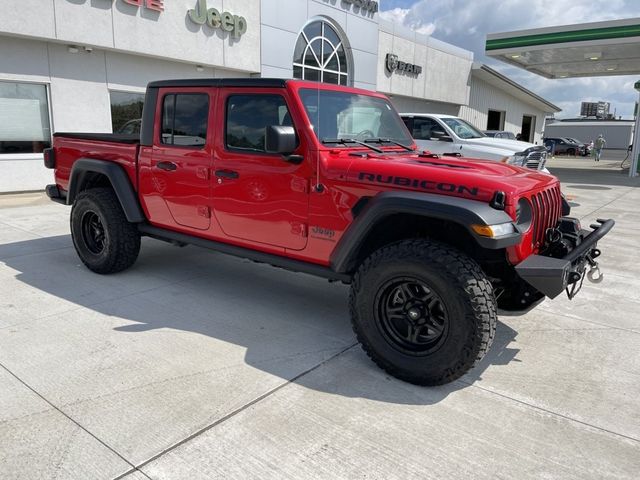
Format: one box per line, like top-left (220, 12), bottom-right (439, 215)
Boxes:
top-left (188, 0), bottom-right (247, 39)
top-left (385, 54), bottom-right (422, 75)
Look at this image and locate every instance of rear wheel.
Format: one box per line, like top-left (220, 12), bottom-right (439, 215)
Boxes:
top-left (349, 239), bottom-right (496, 386)
top-left (70, 188), bottom-right (140, 274)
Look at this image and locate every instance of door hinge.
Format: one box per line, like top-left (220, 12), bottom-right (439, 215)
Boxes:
top-left (197, 205), bottom-right (211, 218)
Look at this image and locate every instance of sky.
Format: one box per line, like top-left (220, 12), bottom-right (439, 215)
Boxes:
top-left (379, 0), bottom-right (640, 118)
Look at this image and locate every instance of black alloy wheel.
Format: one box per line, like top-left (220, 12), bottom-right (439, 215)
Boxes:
top-left (349, 239), bottom-right (497, 386)
top-left (70, 188), bottom-right (140, 274)
top-left (375, 277), bottom-right (449, 355)
top-left (81, 211), bottom-right (106, 254)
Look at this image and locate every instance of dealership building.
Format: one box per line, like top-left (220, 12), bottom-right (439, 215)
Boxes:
top-left (0, 0), bottom-right (559, 192)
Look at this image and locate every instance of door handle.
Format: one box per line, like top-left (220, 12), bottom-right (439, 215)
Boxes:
top-left (156, 161), bottom-right (177, 171)
top-left (215, 169), bottom-right (239, 179)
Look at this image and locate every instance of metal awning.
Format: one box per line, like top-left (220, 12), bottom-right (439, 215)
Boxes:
top-left (485, 18), bottom-right (640, 79)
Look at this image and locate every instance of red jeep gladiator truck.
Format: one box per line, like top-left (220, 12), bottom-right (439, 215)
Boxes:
top-left (44, 78), bottom-right (613, 386)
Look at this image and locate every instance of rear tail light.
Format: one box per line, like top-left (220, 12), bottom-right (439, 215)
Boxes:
top-left (43, 148), bottom-right (55, 169)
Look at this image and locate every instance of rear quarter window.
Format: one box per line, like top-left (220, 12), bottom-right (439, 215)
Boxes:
top-left (161, 93), bottom-right (209, 147)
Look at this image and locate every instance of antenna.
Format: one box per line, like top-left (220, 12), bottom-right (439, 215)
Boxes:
top-left (315, 79), bottom-right (324, 192)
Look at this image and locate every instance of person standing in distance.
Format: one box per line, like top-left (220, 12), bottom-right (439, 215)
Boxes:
top-left (594, 134), bottom-right (606, 162)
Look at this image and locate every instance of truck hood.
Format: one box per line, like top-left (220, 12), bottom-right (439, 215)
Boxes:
top-left (342, 151), bottom-right (557, 204)
top-left (462, 137), bottom-right (537, 153)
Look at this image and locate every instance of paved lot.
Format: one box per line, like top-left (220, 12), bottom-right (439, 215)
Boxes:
top-left (1, 156), bottom-right (639, 479)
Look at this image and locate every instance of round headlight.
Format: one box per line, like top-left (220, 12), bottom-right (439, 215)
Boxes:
top-left (516, 198), bottom-right (533, 231)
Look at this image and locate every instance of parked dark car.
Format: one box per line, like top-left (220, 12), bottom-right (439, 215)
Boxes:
top-left (544, 137), bottom-right (583, 156)
top-left (563, 137), bottom-right (591, 156)
top-left (484, 130), bottom-right (517, 140)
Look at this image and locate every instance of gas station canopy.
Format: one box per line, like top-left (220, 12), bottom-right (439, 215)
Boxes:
top-left (485, 18), bottom-right (640, 79)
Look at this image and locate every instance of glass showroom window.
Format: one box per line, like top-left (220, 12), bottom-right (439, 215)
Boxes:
top-left (110, 91), bottom-right (145, 134)
top-left (0, 81), bottom-right (51, 154)
top-left (293, 19), bottom-right (350, 86)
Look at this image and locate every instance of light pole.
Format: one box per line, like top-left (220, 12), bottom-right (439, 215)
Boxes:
top-left (631, 80), bottom-right (640, 178)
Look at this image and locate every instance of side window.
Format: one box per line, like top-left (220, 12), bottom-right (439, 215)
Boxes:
top-left (226, 94), bottom-right (292, 152)
top-left (161, 93), bottom-right (208, 147)
top-left (412, 118), bottom-right (441, 140)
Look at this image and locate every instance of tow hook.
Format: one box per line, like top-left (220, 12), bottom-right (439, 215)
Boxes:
top-left (567, 249), bottom-right (603, 299)
top-left (586, 250), bottom-right (603, 284)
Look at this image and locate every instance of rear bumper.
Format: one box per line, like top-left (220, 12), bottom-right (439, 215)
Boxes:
top-left (515, 218), bottom-right (614, 299)
top-left (45, 184), bottom-right (67, 205)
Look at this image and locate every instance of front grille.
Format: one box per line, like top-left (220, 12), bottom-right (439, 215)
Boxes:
top-left (524, 149), bottom-right (547, 170)
top-left (529, 185), bottom-right (562, 247)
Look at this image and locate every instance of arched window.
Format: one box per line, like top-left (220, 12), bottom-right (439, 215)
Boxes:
top-left (293, 19), bottom-right (350, 86)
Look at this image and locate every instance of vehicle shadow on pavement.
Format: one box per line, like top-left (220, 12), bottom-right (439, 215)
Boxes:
top-left (1, 235), bottom-right (519, 405)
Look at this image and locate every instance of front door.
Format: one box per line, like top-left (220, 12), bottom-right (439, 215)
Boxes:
top-left (211, 90), bottom-right (309, 250)
top-left (521, 115), bottom-right (535, 143)
top-left (408, 117), bottom-right (454, 154)
top-left (138, 89), bottom-right (213, 231)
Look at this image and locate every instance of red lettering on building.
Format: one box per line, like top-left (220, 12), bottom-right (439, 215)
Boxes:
top-left (145, 0), bottom-right (165, 12)
top-left (121, 0), bottom-right (164, 12)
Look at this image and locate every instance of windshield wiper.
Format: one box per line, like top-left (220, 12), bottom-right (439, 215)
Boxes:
top-left (364, 138), bottom-right (415, 152)
top-left (321, 138), bottom-right (384, 153)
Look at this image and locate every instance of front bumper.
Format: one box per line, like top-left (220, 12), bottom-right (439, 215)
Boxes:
top-left (514, 218), bottom-right (614, 299)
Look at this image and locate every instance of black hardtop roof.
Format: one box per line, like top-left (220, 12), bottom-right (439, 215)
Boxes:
top-left (147, 78), bottom-right (288, 88)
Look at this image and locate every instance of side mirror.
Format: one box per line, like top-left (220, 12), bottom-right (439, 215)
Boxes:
top-left (265, 125), bottom-right (297, 154)
top-left (431, 130), bottom-right (452, 142)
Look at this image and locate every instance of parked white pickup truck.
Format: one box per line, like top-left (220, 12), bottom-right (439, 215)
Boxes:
top-left (400, 113), bottom-right (548, 172)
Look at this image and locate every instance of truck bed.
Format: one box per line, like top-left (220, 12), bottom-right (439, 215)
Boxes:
top-left (51, 134), bottom-right (140, 194)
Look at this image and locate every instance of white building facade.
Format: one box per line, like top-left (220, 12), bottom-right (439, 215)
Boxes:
top-left (544, 119), bottom-right (634, 149)
top-left (460, 64), bottom-right (560, 145)
top-left (0, 0), bottom-right (554, 192)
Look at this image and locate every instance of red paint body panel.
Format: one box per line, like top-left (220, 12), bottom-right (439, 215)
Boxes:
top-left (51, 79), bottom-right (562, 268)
top-left (211, 87), bottom-right (312, 251)
top-left (138, 87), bottom-right (216, 232)
top-left (52, 137), bottom-right (138, 192)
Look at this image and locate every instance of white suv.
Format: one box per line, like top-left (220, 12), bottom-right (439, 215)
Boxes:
top-left (401, 114), bottom-right (548, 172)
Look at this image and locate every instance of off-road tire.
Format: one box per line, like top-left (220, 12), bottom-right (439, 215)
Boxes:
top-left (70, 188), bottom-right (140, 274)
top-left (349, 239), bottom-right (496, 386)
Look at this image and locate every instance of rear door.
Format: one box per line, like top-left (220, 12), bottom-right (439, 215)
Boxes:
top-left (138, 88), bottom-right (213, 231)
top-left (211, 89), bottom-right (310, 250)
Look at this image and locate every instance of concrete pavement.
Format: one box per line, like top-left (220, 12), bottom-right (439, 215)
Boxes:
top-left (1, 159), bottom-right (639, 479)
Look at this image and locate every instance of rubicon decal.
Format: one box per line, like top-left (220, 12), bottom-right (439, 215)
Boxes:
top-left (358, 172), bottom-right (479, 196)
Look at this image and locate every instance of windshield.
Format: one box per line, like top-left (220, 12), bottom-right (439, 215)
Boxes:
top-left (299, 89), bottom-right (413, 147)
top-left (440, 118), bottom-right (485, 139)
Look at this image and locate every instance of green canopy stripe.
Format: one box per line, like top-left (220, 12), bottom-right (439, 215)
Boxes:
top-left (486, 24), bottom-right (640, 51)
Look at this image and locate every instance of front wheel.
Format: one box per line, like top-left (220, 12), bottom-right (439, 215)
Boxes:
top-left (349, 239), bottom-right (496, 386)
top-left (70, 188), bottom-right (140, 274)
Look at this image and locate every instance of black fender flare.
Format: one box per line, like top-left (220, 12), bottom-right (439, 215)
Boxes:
top-left (330, 191), bottom-right (521, 273)
top-left (67, 158), bottom-right (145, 223)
